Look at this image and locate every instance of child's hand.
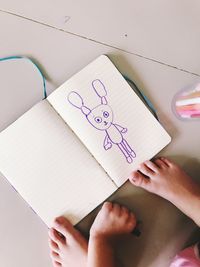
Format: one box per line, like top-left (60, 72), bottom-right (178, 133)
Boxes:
top-left (129, 157), bottom-right (200, 227)
top-left (90, 202), bottom-right (136, 239)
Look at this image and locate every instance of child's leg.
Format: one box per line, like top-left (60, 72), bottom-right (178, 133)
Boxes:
top-left (48, 203), bottom-right (136, 267)
top-left (169, 242), bottom-right (200, 267)
top-left (129, 157), bottom-right (200, 266)
top-left (129, 157), bottom-right (200, 226)
top-left (88, 202), bottom-right (136, 267)
top-left (48, 217), bottom-right (88, 267)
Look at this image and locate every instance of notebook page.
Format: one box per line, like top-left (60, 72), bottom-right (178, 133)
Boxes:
top-left (0, 100), bottom-right (117, 227)
top-left (48, 55), bottom-right (171, 187)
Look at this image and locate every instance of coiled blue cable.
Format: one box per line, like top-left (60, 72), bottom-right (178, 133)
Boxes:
top-left (0, 55), bottom-right (47, 99)
top-left (0, 55), bottom-right (158, 120)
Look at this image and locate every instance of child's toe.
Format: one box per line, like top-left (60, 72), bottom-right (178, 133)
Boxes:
top-left (127, 213), bottom-right (136, 230)
top-left (102, 201), bottom-right (113, 212)
top-left (129, 170), bottom-right (150, 190)
top-left (54, 217), bottom-right (75, 239)
top-left (113, 203), bottom-right (121, 216)
top-left (49, 228), bottom-right (66, 246)
top-left (49, 239), bottom-right (59, 252)
top-left (53, 261), bottom-right (62, 267)
top-left (139, 163), bottom-right (154, 177)
top-left (121, 206), bottom-right (129, 217)
top-left (144, 160), bottom-right (159, 173)
top-left (50, 251), bottom-right (61, 262)
top-left (160, 157), bottom-right (173, 167)
top-left (154, 158), bottom-right (168, 168)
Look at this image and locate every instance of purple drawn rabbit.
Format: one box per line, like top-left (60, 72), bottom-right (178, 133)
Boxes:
top-left (67, 79), bottom-right (136, 163)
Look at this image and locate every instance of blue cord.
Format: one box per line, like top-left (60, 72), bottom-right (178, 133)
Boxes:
top-left (0, 56), bottom-right (47, 99)
top-left (123, 75), bottom-right (159, 121)
top-left (0, 56), bottom-right (158, 120)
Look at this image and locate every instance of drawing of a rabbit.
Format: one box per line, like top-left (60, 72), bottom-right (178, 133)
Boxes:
top-left (67, 79), bottom-right (136, 163)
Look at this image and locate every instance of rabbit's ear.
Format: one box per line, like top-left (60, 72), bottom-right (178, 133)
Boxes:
top-left (92, 79), bottom-right (108, 104)
top-left (68, 91), bottom-right (84, 108)
top-left (67, 91), bottom-right (91, 115)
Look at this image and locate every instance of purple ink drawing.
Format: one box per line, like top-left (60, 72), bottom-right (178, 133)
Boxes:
top-left (67, 79), bottom-right (136, 163)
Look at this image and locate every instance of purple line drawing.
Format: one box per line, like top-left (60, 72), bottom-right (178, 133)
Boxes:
top-left (67, 79), bottom-right (136, 163)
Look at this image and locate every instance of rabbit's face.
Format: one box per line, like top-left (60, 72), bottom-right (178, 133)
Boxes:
top-left (87, 104), bottom-right (113, 130)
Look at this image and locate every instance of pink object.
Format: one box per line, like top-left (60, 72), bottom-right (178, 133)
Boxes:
top-left (170, 243), bottom-right (200, 267)
top-left (172, 83), bottom-right (200, 120)
top-left (178, 110), bottom-right (200, 116)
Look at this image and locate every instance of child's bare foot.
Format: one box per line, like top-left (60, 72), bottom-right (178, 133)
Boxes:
top-left (129, 157), bottom-right (200, 225)
top-left (48, 217), bottom-right (88, 267)
top-left (90, 202), bottom-right (136, 239)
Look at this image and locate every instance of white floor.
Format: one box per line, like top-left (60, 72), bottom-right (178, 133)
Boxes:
top-left (0, 1), bottom-right (200, 267)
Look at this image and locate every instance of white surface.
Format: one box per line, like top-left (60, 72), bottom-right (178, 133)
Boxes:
top-left (0, 3), bottom-right (200, 267)
top-left (48, 55), bottom-right (171, 186)
top-left (0, 0), bottom-right (200, 75)
top-left (0, 100), bottom-right (116, 226)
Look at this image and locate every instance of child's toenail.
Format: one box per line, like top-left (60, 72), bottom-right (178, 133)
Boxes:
top-left (55, 217), bottom-right (64, 224)
top-left (128, 174), bottom-right (137, 182)
top-left (128, 174), bottom-right (133, 180)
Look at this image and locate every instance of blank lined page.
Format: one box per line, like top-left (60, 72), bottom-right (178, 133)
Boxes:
top-left (48, 55), bottom-right (171, 187)
top-left (0, 100), bottom-right (116, 226)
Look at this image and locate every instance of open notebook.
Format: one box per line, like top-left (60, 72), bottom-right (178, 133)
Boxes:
top-left (0, 55), bottom-right (171, 227)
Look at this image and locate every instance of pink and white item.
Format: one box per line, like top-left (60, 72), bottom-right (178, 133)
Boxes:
top-left (173, 83), bottom-right (200, 120)
top-left (170, 243), bottom-right (200, 267)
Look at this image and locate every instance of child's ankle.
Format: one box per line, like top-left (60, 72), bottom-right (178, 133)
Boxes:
top-left (90, 231), bottom-right (116, 246)
top-left (171, 189), bottom-right (200, 226)
top-left (90, 230), bottom-right (108, 241)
